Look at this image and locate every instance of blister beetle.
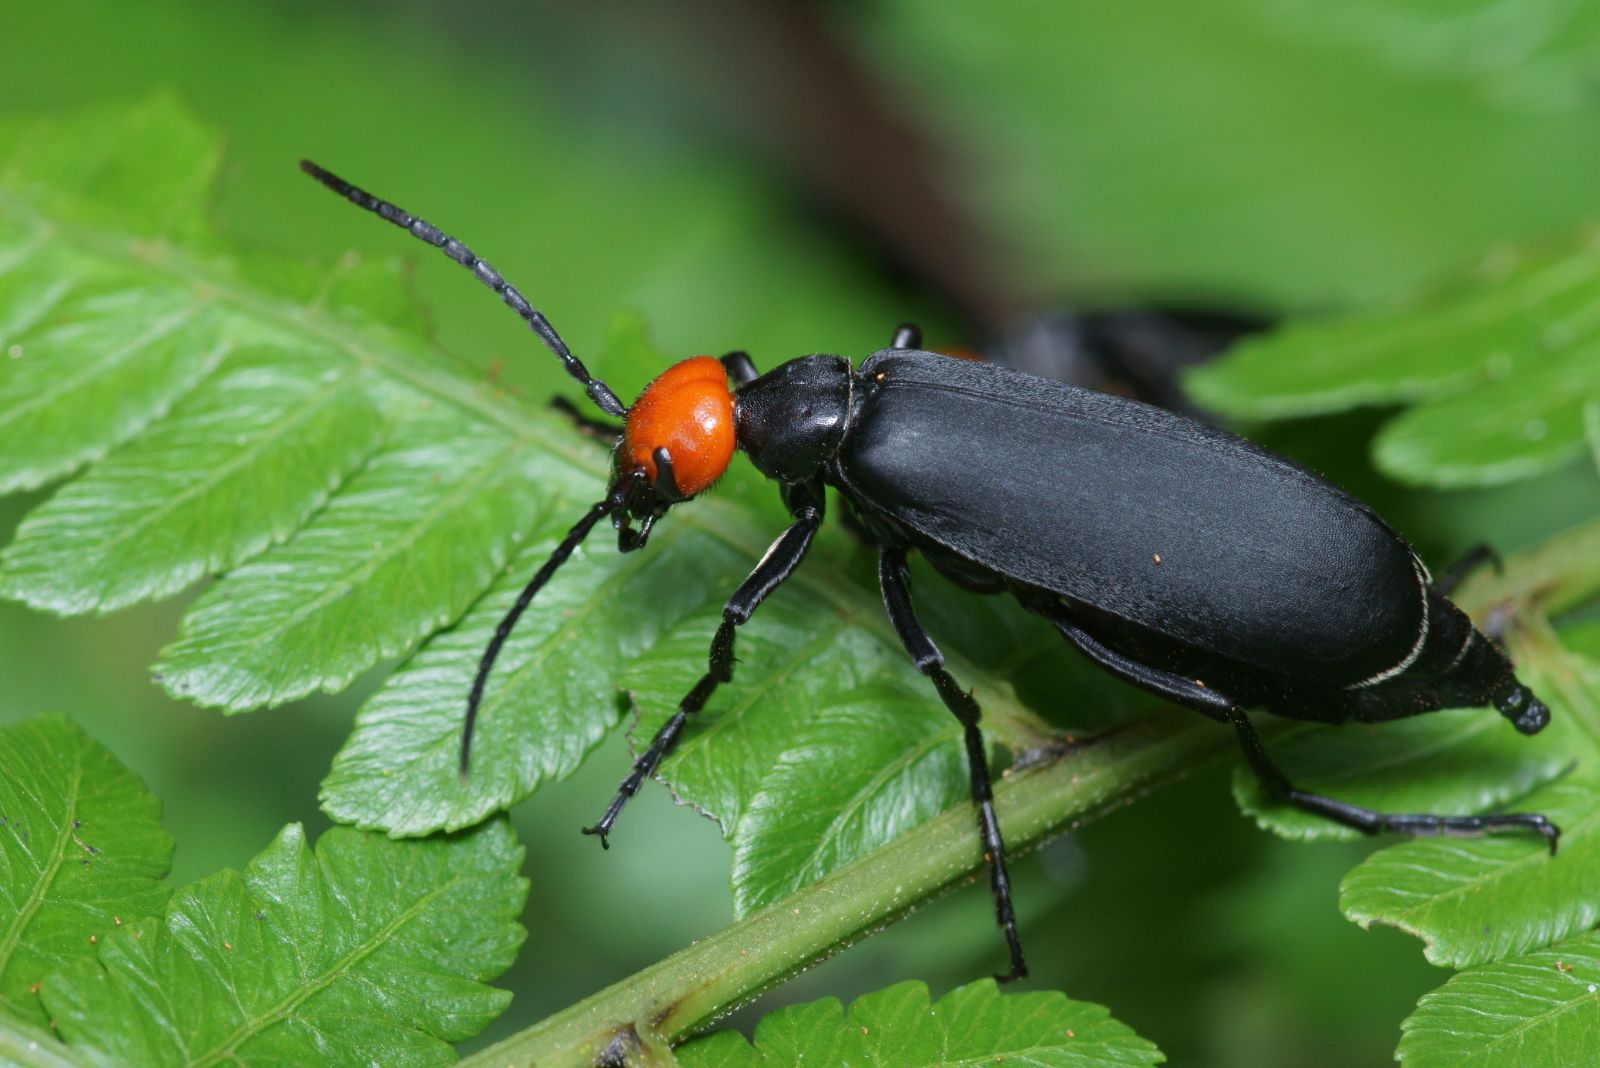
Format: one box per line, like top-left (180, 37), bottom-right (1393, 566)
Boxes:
top-left (302, 161), bottom-right (1559, 982)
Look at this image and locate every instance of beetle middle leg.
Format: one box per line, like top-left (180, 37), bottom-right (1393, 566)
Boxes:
top-left (879, 545), bottom-right (1027, 983)
top-left (1027, 598), bottom-right (1235, 722)
top-left (583, 483), bottom-right (825, 845)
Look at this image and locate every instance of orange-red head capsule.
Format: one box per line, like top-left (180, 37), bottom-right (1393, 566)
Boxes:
top-left (622, 356), bottom-right (736, 497)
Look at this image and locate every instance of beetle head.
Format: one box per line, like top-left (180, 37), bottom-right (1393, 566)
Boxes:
top-left (604, 356), bottom-right (736, 550)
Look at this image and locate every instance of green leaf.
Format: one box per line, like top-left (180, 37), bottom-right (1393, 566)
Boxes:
top-left (0, 283), bottom-right (231, 495)
top-left (621, 586), bottom-right (1019, 916)
top-left (624, 596), bottom-right (913, 839)
top-left (674, 979), bottom-right (1164, 1067)
top-left (152, 399), bottom-right (539, 711)
top-left (1339, 632), bottom-right (1600, 968)
top-left (0, 715), bottom-right (172, 1028)
top-left (0, 92), bottom-right (1094, 933)
top-left (0, 1012), bottom-right (91, 1068)
top-left (1587, 401), bottom-right (1600, 477)
top-left (0, 94), bottom-right (222, 244)
top-left (1340, 776), bottom-right (1600, 969)
top-left (1396, 930), bottom-right (1600, 1068)
top-left (40, 820), bottom-right (527, 1067)
top-left (729, 683), bottom-right (967, 914)
top-left (858, 3), bottom-right (1600, 309)
top-left (1233, 707), bottom-right (1574, 843)
top-left (1561, 616), bottom-right (1600, 664)
top-left (320, 526), bottom-right (743, 836)
top-left (1186, 231), bottom-right (1600, 487)
top-left (1373, 336), bottom-right (1600, 488)
top-left (0, 345), bottom-right (383, 614)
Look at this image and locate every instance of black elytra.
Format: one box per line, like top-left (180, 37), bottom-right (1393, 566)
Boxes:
top-left (302, 161), bottom-right (1560, 984)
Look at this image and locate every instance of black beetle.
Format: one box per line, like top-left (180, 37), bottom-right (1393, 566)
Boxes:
top-left (302, 161), bottom-right (1558, 982)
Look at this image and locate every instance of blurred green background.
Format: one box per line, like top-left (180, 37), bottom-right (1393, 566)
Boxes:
top-left (5, 2), bottom-right (1600, 1064)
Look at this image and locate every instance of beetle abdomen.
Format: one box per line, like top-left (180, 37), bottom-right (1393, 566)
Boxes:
top-left (837, 351), bottom-right (1426, 689)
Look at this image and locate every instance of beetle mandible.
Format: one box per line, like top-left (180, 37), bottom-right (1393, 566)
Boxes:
top-left (302, 161), bottom-right (1558, 982)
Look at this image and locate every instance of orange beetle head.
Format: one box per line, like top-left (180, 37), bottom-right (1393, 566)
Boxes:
top-left (617, 355), bottom-right (736, 502)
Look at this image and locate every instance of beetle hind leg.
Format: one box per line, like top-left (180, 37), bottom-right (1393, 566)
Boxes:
top-left (1027, 597), bottom-right (1560, 854)
top-left (1434, 542), bottom-right (1502, 598)
top-left (1226, 705), bottom-right (1561, 854)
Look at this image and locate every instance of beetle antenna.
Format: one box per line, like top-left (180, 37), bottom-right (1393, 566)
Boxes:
top-left (461, 498), bottom-right (612, 777)
top-left (300, 159), bottom-right (626, 418)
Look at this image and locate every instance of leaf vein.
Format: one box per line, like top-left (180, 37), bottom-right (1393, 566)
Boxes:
top-left (185, 874), bottom-right (463, 1068)
top-left (0, 750), bottom-right (82, 975)
top-left (0, 304), bottom-right (198, 433)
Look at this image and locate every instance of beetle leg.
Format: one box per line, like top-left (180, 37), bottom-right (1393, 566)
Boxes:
top-left (583, 484), bottom-right (826, 846)
top-left (548, 395), bottom-right (623, 442)
top-left (720, 350), bottom-right (760, 387)
top-left (651, 446), bottom-right (685, 502)
top-left (1434, 542), bottom-right (1503, 598)
top-left (1029, 598), bottom-right (1233, 722)
top-left (1030, 598), bottom-right (1560, 851)
top-left (1225, 705), bottom-right (1561, 854)
top-left (891, 322), bottom-right (922, 350)
top-left (879, 545), bottom-right (1027, 983)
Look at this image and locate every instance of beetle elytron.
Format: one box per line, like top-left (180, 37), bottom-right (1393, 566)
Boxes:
top-left (302, 160), bottom-right (1557, 981)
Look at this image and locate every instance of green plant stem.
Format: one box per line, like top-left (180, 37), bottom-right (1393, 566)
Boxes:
top-left (461, 715), bottom-right (1223, 1067)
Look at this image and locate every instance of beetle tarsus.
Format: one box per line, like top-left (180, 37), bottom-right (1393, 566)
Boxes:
top-left (1287, 789), bottom-right (1562, 854)
top-left (995, 957), bottom-right (1029, 984)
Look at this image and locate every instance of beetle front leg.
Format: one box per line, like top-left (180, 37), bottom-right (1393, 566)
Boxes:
top-left (583, 485), bottom-right (825, 846)
top-left (878, 545), bottom-right (1027, 983)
